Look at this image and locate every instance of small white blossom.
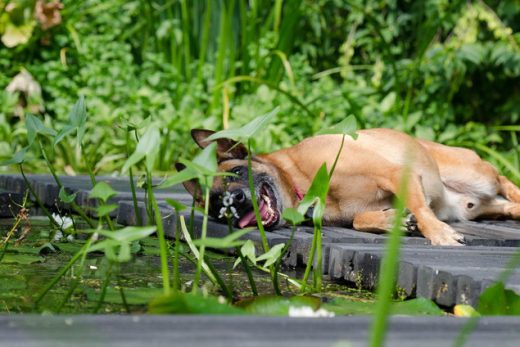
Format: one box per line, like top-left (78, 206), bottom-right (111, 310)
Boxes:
top-left (89, 265), bottom-right (98, 270)
top-left (66, 234), bottom-right (75, 242)
top-left (288, 306), bottom-right (335, 318)
top-left (218, 194), bottom-right (240, 219)
top-left (52, 213), bottom-right (73, 230)
top-left (53, 230), bottom-right (63, 242)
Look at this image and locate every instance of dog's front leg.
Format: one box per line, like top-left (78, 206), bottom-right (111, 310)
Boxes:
top-left (378, 170), bottom-right (465, 246)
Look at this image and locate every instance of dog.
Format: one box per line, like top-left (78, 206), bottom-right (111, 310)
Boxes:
top-left (180, 128), bottom-right (520, 246)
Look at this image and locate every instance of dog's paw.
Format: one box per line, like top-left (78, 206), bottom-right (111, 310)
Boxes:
top-left (404, 213), bottom-right (418, 233)
top-left (427, 222), bottom-right (466, 246)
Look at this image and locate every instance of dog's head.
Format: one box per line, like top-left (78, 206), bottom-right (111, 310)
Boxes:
top-left (179, 129), bottom-right (298, 229)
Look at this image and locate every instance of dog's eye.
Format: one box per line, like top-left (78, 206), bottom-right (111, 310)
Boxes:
top-left (227, 166), bottom-right (245, 181)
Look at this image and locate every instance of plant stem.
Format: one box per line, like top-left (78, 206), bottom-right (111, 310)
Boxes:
top-left (228, 218), bottom-right (257, 296)
top-left (19, 165), bottom-right (60, 229)
top-left (93, 261), bottom-right (113, 313)
top-left (192, 185), bottom-right (210, 293)
top-left (148, 172), bottom-right (171, 296)
top-left (126, 131), bottom-right (143, 226)
top-left (38, 139), bottom-right (95, 228)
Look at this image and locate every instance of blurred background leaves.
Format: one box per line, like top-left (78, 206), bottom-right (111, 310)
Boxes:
top-left (0, 0), bottom-right (519, 182)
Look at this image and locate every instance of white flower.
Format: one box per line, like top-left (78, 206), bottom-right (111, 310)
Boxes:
top-left (222, 191), bottom-right (233, 207)
top-left (53, 230), bottom-right (63, 242)
top-left (52, 213), bottom-right (73, 230)
top-left (288, 306), bottom-right (335, 318)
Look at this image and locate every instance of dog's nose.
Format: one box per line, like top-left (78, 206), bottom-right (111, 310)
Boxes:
top-left (231, 189), bottom-right (246, 204)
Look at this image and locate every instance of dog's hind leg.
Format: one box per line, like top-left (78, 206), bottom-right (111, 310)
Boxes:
top-left (377, 170), bottom-right (465, 245)
top-left (473, 198), bottom-right (520, 220)
top-left (498, 176), bottom-right (520, 203)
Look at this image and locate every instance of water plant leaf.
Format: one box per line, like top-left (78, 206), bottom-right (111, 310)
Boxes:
top-left (165, 198), bottom-right (186, 212)
top-left (87, 226), bottom-right (156, 262)
top-left (317, 115), bottom-right (358, 139)
top-left (95, 204), bottom-right (118, 217)
top-left (297, 163), bottom-right (330, 218)
top-left (192, 228), bottom-right (254, 249)
top-left (58, 186), bottom-right (76, 203)
top-left (0, 146), bottom-right (29, 166)
top-left (85, 287), bottom-right (163, 305)
top-left (322, 297), bottom-right (443, 316)
top-left (122, 124), bottom-right (160, 173)
top-left (477, 282), bottom-right (520, 315)
top-left (54, 96), bottom-right (87, 146)
top-left (148, 292), bottom-right (244, 314)
top-left (207, 107), bottom-right (279, 142)
top-left (282, 207), bottom-right (305, 225)
top-left (256, 243), bottom-right (285, 268)
top-left (1, 254), bottom-right (44, 265)
top-left (26, 114), bottom-right (57, 144)
top-left (89, 182), bottom-right (117, 203)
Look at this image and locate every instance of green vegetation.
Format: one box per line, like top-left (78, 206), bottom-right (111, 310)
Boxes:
top-left (1, 1), bottom-right (520, 346)
top-left (1, 0), bottom-right (519, 182)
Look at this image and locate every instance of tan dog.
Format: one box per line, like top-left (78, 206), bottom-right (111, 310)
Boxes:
top-left (182, 128), bottom-right (520, 246)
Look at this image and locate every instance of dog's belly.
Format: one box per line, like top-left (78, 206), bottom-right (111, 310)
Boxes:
top-left (324, 175), bottom-right (394, 225)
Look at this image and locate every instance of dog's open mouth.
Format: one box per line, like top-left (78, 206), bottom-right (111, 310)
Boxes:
top-left (238, 183), bottom-right (279, 229)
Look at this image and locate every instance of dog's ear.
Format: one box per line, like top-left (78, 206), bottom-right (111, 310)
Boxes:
top-left (175, 163), bottom-right (203, 206)
top-left (191, 128), bottom-right (248, 161)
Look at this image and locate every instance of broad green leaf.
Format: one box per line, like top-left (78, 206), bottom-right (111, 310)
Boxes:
top-left (26, 114), bottom-right (56, 144)
top-left (478, 282), bottom-right (520, 315)
top-left (240, 239), bottom-right (256, 263)
top-left (0, 147), bottom-right (28, 166)
top-left (54, 95), bottom-right (87, 146)
top-left (159, 166), bottom-right (198, 188)
top-left (256, 243), bottom-right (285, 268)
top-left (122, 125), bottom-right (160, 172)
top-left (192, 141), bottom-right (218, 174)
top-left (239, 295), bottom-right (320, 316)
top-left (192, 228), bottom-right (254, 249)
top-left (89, 182), bottom-right (117, 203)
top-left (84, 287), bottom-right (163, 305)
top-left (1, 254), bottom-right (44, 265)
top-left (148, 292), bottom-right (244, 314)
top-left (95, 204), bottom-right (118, 217)
top-left (297, 163), bottom-right (330, 217)
top-left (322, 297), bottom-right (443, 316)
top-left (58, 186), bottom-right (76, 203)
top-left (165, 198), bottom-right (186, 212)
top-left (207, 107), bottom-right (279, 142)
top-left (282, 208), bottom-right (305, 225)
top-left (88, 226), bottom-right (156, 243)
top-left (317, 115), bottom-right (358, 139)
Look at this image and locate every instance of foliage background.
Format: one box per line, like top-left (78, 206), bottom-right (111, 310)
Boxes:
top-left (1, 0), bottom-right (519, 182)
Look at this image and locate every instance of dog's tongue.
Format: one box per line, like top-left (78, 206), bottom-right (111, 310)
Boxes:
top-left (238, 200), bottom-right (266, 228)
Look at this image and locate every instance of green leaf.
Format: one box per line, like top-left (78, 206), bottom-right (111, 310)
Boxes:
top-left (256, 243), bottom-right (285, 268)
top-left (240, 239), bottom-right (256, 263)
top-left (317, 115), bottom-right (358, 139)
top-left (58, 186), bottom-right (76, 203)
top-left (297, 163), bottom-right (330, 218)
top-left (1, 21), bottom-right (36, 47)
top-left (322, 297), bottom-right (443, 316)
top-left (95, 204), bottom-right (118, 217)
top-left (0, 147), bottom-right (28, 166)
top-left (282, 208), bottom-right (305, 225)
top-left (54, 95), bottom-right (88, 146)
top-left (89, 182), bottom-right (117, 203)
top-left (89, 226), bottom-right (157, 243)
top-left (159, 166), bottom-right (198, 188)
top-left (148, 292), bottom-right (244, 314)
top-left (1, 254), bottom-right (44, 265)
top-left (122, 125), bottom-right (160, 172)
top-left (478, 282), bottom-right (520, 315)
top-left (207, 107), bottom-right (279, 142)
top-left (165, 198), bottom-right (186, 212)
top-left (26, 114), bottom-right (56, 144)
top-left (454, 304), bottom-right (480, 317)
top-left (192, 228), bottom-right (254, 249)
top-left (85, 287), bottom-right (163, 305)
